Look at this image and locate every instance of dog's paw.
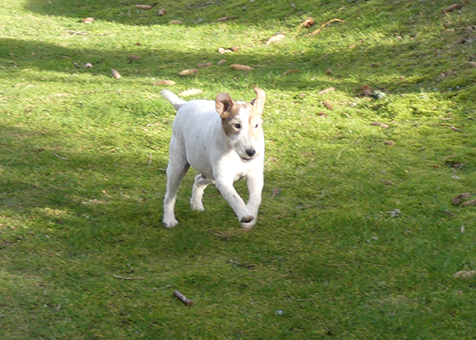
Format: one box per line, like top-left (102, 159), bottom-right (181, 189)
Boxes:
top-left (163, 217), bottom-right (179, 228)
top-left (241, 219), bottom-right (256, 230)
top-left (239, 215), bottom-right (255, 230)
top-left (190, 200), bottom-right (205, 212)
top-left (240, 215), bottom-right (254, 223)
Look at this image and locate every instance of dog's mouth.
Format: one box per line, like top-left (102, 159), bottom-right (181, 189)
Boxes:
top-left (240, 154), bottom-right (258, 162)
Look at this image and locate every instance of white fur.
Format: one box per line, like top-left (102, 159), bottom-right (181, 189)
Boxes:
top-left (161, 89), bottom-right (265, 229)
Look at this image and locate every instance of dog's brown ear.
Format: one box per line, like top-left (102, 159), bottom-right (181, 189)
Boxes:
top-left (215, 93), bottom-right (234, 118)
top-left (251, 87), bottom-right (266, 114)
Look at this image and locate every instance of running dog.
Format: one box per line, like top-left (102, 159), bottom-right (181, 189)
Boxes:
top-left (161, 87), bottom-right (266, 229)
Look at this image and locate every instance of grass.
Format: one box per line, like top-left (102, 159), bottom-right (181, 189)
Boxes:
top-left (1, 0), bottom-right (476, 338)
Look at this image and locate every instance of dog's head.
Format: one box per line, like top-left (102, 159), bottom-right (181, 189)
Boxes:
top-left (215, 87), bottom-right (266, 162)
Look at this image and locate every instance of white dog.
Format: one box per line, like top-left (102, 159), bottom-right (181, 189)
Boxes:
top-left (161, 87), bottom-right (266, 229)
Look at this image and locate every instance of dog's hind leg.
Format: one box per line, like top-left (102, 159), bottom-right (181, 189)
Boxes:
top-left (163, 141), bottom-right (190, 228)
top-left (191, 174), bottom-right (214, 211)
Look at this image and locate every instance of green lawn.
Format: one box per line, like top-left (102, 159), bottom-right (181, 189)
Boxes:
top-left (1, 0), bottom-right (476, 338)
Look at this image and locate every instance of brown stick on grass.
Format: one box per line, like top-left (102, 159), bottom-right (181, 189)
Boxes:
top-left (173, 290), bottom-right (194, 306)
top-left (112, 274), bottom-right (145, 280)
top-left (304, 19), bottom-right (345, 37)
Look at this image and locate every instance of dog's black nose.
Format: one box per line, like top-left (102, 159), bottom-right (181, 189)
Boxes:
top-left (245, 149), bottom-right (256, 157)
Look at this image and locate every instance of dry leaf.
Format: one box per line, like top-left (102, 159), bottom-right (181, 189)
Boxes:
top-left (317, 87), bottom-right (335, 95)
top-left (197, 62), bottom-right (213, 68)
top-left (136, 4), bottom-right (152, 10)
top-left (302, 17), bottom-right (315, 28)
top-left (158, 8), bottom-right (166, 16)
top-left (128, 55), bottom-right (141, 63)
top-left (178, 89), bottom-right (203, 97)
top-left (381, 179), bottom-right (394, 185)
top-left (218, 47), bottom-right (238, 54)
top-left (230, 64), bottom-right (253, 71)
top-left (361, 85), bottom-right (372, 96)
top-left (84, 63), bottom-right (93, 68)
top-left (169, 20), bottom-right (183, 25)
top-left (316, 112), bottom-right (328, 117)
top-left (266, 34), bottom-right (286, 46)
top-left (281, 69), bottom-right (300, 76)
top-left (322, 101), bottom-right (333, 110)
top-left (461, 199), bottom-right (476, 207)
top-left (370, 122), bottom-right (389, 128)
top-left (454, 270), bottom-right (476, 278)
top-left (217, 59), bottom-right (227, 65)
top-left (82, 199), bottom-right (105, 205)
top-left (178, 68), bottom-right (198, 76)
top-left (153, 80), bottom-right (176, 86)
top-left (111, 69), bottom-right (121, 79)
top-left (452, 193), bottom-right (471, 206)
top-left (82, 17), bottom-right (95, 23)
top-left (470, 61), bottom-right (476, 68)
top-left (325, 68), bottom-right (333, 75)
top-left (384, 141), bottom-right (395, 146)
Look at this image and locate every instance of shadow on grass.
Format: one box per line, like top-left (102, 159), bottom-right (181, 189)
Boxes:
top-left (0, 123), bottom-right (258, 255)
top-left (23, 0), bottom-right (320, 26)
top-left (1, 36), bottom-right (441, 95)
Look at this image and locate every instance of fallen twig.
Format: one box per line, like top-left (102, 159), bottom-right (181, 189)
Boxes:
top-left (67, 30), bottom-right (89, 35)
top-left (370, 122), bottom-right (389, 129)
top-left (66, 30), bottom-right (109, 36)
top-left (214, 16), bottom-right (238, 22)
top-left (442, 3), bottom-right (463, 14)
top-left (305, 19), bottom-right (345, 37)
top-left (52, 152), bottom-right (68, 160)
top-left (112, 274), bottom-right (145, 280)
top-left (449, 125), bottom-right (461, 132)
top-left (173, 290), bottom-right (194, 306)
top-left (206, 228), bottom-right (232, 239)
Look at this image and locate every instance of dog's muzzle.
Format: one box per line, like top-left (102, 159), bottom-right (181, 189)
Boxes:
top-left (241, 149), bottom-right (257, 162)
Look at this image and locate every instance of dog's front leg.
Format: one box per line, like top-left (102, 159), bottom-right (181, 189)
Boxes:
top-left (242, 172), bottom-right (264, 229)
top-left (214, 178), bottom-right (254, 227)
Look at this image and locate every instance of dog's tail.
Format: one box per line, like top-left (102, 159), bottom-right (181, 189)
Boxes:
top-left (160, 90), bottom-right (187, 111)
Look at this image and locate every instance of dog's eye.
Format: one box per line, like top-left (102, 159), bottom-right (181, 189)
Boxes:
top-left (234, 123), bottom-right (241, 129)
top-left (254, 123), bottom-right (260, 129)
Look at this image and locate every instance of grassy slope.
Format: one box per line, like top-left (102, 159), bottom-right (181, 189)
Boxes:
top-left (1, 0), bottom-right (476, 338)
